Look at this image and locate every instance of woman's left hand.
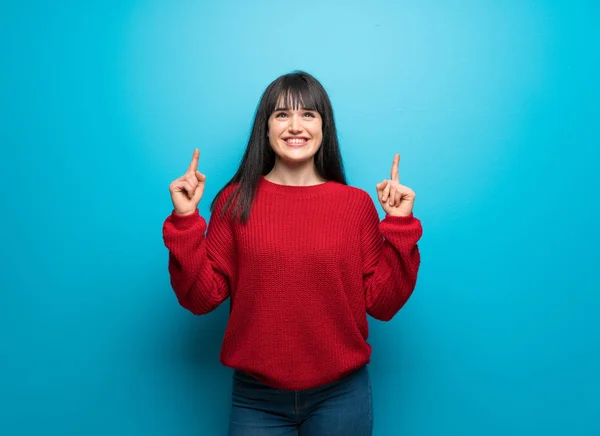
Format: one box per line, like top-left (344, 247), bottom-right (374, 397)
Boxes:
top-left (376, 154), bottom-right (416, 217)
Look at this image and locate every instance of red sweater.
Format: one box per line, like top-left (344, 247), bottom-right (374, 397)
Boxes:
top-left (162, 176), bottom-right (423, 390)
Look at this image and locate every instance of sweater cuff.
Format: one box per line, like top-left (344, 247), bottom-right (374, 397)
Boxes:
top-left (380, 213), bottom-right (422, 242)
top-left (383, 212), bottom-right (416, 223)
top-left (168, 209), bottom-right (203, 230)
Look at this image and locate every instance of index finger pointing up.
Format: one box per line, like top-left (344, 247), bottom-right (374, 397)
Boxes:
top-left (188, 148), bottom-right (200, 173)
top-left (390, 154), bottom-right (400, 182)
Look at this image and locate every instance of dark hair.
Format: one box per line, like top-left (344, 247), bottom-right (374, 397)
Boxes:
top-left (210, 70), bottom-right (347, 223)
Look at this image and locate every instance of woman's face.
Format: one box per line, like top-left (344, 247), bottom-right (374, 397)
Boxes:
top-left (267, 99), bottom-right (323, 166)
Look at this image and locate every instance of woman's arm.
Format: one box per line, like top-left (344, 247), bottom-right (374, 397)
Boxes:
top-left (162, 193), bottom-right (236, 315)
top-left (360, 195), bottom-right (423, 321)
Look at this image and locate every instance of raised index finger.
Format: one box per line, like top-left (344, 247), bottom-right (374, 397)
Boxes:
top-left (390, 154), bottom-right (400, 182)
top-left (187, 148), bottom-right (200, 173)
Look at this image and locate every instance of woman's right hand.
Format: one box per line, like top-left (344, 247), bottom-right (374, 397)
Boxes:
top-left (169, 148), bottom-right (206, 216)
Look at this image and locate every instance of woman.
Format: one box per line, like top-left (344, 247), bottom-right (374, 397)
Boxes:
top-left (162, 71), bottom-right (422, 435)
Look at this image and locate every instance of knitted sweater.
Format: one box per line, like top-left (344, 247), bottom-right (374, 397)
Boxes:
top-left (162, 175), bottom-right (423, 390)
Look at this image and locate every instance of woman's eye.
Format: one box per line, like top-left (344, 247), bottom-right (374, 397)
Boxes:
top-left (303, 112), bottom-right (315, 118)
top-left (275, 112), bottom-right (288, 118)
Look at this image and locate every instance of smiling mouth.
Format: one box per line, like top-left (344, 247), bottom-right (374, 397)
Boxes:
top-left (284, 138), bottom-right (309, 147)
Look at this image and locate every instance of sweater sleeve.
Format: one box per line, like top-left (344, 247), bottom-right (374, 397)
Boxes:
top-left (162, 192), bottom-right (236, 315)
top-left (360, 193), bottom-right (423, 321)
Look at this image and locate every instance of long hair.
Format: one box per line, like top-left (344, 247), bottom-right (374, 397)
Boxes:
top-left (210, 70), bottom-right (347, 223)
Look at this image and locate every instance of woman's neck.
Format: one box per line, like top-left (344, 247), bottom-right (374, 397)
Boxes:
top-left (265, 160), bottom-right (326, 186)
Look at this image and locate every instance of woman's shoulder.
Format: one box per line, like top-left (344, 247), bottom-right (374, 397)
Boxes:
top-left (329, 182), bottom-right (377, 212)
top-left (214, 181), bottom-right (240, 200)
top-left (209, 182), bottom-right (241, 219)
top-left (332, 182), bottom-right (373, 202)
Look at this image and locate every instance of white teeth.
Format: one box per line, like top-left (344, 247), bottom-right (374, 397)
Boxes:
top-left (286, 138), bottom-right (307, 144)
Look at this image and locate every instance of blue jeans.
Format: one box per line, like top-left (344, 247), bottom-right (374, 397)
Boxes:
top-left (228, 365), bottom-right (373, 435)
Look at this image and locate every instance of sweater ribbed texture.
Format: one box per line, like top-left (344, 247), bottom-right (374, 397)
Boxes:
top-left (162, 176), bottom-right (423, 390)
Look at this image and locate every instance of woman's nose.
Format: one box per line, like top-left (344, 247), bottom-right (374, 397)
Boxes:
top-left (288, 115), bottom-right (301, 132)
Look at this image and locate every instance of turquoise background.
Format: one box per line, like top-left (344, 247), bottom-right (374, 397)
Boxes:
top-left (1, 0), bottom-right (599, 435)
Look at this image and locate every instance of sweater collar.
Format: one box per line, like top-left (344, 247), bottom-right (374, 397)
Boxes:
top-left (259, 175), bottom-right (337, 198)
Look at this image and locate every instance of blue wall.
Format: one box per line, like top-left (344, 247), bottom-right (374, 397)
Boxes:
top-left (1, 1), bottom-right (599, 435)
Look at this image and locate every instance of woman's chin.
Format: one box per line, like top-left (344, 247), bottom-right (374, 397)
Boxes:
top-left (278, 154), bottom-right (316, 166)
